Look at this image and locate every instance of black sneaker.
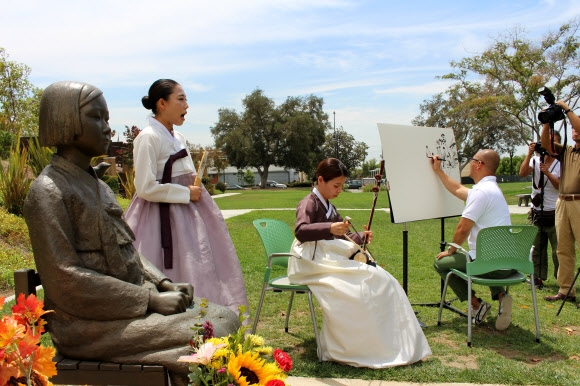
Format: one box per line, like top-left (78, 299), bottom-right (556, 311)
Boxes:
top-left (472, 300), bottom-right (492, 325)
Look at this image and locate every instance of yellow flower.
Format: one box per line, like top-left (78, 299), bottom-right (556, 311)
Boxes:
top-left (227, 351), bottom-right (285, 386)
top-left (246, 334), bottom-right (265, 347)
top-left (206, 337), bottom-right (230, 361)
top-left (253, 345), bottom-right (273, 356)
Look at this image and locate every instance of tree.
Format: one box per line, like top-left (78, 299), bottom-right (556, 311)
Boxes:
top-left (116, 125), bottom-right (141, 169)
top-left (359, 158), bottom-right (380, 178)
top-left (208, 148), bottom-right (228, 182)
top-left (211, 89), bottom-right (327, 188)
top-left (188, 144), bottom-right (228, 181)
top-left (242, 169), bottom-right (255, 187)
top-left (413, 19), bottom-right (580, 164)
top-left (413, 84), bottom-right (518, 170)
top-left (0, 48), bottom-right (42, 137)
top-left (321, 126), bottom-right (368, 172)
top-left (497, 154), bottom-right (525, 176)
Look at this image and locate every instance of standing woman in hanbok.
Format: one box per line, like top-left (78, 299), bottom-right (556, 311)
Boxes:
top-left (125, 79), bottom-right (248, 314)
top-left (288, 158), bottom-right (431, 367)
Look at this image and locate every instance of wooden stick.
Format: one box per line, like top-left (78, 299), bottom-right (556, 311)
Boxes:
top-left (193, 151), bottom-right (208, 187)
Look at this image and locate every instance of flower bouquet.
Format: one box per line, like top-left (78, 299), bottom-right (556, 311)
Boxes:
top-left (179, 305), bottom-right (292, 386)
top-left (0, 294), bottom-right (57, 386)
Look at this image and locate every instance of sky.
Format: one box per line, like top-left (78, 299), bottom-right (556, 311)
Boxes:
top-left (2, 0), bottom-right (580, 162)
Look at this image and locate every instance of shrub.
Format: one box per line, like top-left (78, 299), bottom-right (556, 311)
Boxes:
top-left (215, 181), bottom-right (226, 193)
top-left (0, 140), bottom-right (33, 215)
top-left (289, 181), bottom-right (312, 188)
top-left (202, 177), bottom-right (215, 195)
top-left (361, 183), bottom-right (387, 193)
top-left (101, 175), bottom-right (120, 193)
top-left (26, 136), bottom-right (53, 177)
top-left (0, 207), bottom-right (33, 293)
top-left (120, 169), bottom-right (136, 200)
top-left (0, 130), bottom-right (15, 159)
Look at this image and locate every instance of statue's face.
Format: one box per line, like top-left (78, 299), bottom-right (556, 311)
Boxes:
top-left (76, 94), bottom-right (111, 157)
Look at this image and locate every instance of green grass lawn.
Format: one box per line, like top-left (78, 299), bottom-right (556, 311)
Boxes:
top-left (2, 182), bottom-right (579, 385)
top-left (226, 208), bottom-right (580, 386)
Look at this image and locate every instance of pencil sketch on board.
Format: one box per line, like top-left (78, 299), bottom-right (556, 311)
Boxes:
top-left (425, 133), bottom-right (459, 172)
top-left (377, 123), bottom-right (464, 224)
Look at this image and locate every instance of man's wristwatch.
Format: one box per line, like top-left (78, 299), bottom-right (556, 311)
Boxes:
top-left (564, 108), bottom-right (571, 114)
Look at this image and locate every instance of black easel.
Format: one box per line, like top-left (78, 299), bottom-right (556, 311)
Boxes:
top-left (404, 218), bottom-right (466, 317)
top-left (556, 266), bottom-right (580, 316)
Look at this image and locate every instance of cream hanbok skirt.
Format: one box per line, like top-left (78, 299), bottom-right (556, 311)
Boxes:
top-left (288, 239), bottom-right (431, 368)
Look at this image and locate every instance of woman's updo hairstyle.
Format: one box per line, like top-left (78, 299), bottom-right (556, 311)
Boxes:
top-left (315, 158), bottom-right (348, 182)
top-left (142, 79), bottom-right (179, 114)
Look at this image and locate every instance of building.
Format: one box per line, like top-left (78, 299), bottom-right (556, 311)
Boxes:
top-left (206, 165), bottom-right (300, 186)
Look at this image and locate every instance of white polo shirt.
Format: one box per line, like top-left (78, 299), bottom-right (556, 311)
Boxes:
top-left (462, 176), bottom-right (511, 259)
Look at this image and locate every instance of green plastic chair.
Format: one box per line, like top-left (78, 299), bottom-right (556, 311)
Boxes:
top-left (437, 225), bottom-right (540, 347)
top-left (252, 219), bottom-right (321, 358)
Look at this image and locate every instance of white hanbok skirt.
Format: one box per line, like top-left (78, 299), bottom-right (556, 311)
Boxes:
top-left (288, 239), bottom-right (431, 368)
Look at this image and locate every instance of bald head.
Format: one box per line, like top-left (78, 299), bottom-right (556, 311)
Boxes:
top-left (476, 149), bottom-right (500, 174)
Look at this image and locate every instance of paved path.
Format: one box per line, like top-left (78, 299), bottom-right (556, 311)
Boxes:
top-left (286, 378), bottom-right (503, 386)
top-left (220, 205), bottom-right (531, 220)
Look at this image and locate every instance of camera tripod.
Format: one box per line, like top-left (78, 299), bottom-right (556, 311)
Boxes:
top-left (530, 153), bottom-right (558, 286)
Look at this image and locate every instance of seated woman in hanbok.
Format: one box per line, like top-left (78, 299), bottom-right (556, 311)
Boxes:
top-left (288, 158), bottom-right (431, 368)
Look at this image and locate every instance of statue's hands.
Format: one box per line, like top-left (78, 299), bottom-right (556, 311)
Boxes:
top-left (159, 280), bottom-right (194, 303)
top-left (147, 291), bottom-right (190, 315)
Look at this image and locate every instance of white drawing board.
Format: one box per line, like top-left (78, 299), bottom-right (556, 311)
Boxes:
top-left (377, 123), bottom-right (464, 223)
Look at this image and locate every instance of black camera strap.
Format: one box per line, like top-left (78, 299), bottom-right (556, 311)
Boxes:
top-left (532, 158), bottom-right (557, 190)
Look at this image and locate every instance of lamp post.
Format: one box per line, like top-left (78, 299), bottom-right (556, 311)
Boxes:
top-left (333, 111), bottom-right (338, 158)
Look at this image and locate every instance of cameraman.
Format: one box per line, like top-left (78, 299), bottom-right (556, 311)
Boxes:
top-left (519, 133), bottom-right (561, 288)
top-left (541, 101), bottom-right (580, 306)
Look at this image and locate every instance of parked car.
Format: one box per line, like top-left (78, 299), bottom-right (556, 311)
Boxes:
top-left (267, 180), bottom-right (287, 188)
top-left (226, 184), bottom-right (248, 190)
top-left (346, 180), bottom-right (362, 189)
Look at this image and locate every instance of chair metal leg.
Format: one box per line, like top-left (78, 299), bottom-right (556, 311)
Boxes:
top-left (437, 272), bottom-right (453, 325)
top-left (529, 274), bottom-right (541, 342)
top-left (251, 284), bottom-right (269, 334)
top-left (306, 291), bottom-right (322, 361)
top-left (467, 279), bottom-right (472, 347)
top-left (284, 291), bottom-right (295, 333)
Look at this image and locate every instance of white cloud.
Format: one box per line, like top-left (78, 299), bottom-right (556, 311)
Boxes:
top-left (3, 0), bottom-right (580, 162)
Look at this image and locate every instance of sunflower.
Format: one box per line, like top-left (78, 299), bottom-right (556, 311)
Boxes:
top-left (227, 351), bottom-right (285, 386)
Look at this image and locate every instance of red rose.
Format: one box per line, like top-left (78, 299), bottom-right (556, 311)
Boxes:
top-left (266, 380), bottom-right (285, 386)
top-left (273, 349), bottom-right (293, 372)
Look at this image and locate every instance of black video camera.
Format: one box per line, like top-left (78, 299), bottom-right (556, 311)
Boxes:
top-left (538, 86), bottom-right (565, 124)
top-left (533, 142), bottom-right (548, 155)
